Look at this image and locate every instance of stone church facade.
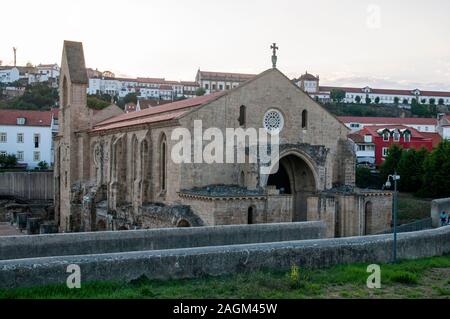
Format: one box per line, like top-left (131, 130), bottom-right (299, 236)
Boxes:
top-left (54, 41), bottom-right (392, 237)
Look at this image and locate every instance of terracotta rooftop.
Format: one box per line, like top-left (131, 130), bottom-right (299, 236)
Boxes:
top-left (298, 72), bottom-right (318, 81)
top-left (138, 99), bottom-right (172, 109)
top-left (93, 91), bottom-right (226, 131)
top-left (338, 116), bottom-right (437, 125)
top-left (0, 109), bottom-right (53, 126)
top-left (362, 125), bottom-right (425, 138)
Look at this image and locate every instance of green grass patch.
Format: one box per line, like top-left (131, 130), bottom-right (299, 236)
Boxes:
top-left (1, 254), bottom-right (449, 299)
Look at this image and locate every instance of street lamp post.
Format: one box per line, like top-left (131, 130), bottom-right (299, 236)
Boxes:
top-left (384, 172), bottom-right (400, 263)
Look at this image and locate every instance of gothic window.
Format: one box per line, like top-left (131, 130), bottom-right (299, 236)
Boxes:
top-left (160, 134), bottom-right (167, 192)
top-left (238, 105), bottom-right (246, 126)
top-left (302, 110), bottom-right (308, 129)
top-left (132, 137), bottom-right (139, 181)
top-left (404, 132), bottom-right (411, 142)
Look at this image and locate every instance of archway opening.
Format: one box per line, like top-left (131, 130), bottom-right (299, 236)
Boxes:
top-left (267, 154), bottom-right (316, 222)
top-left (248, 206), bottom-right (256, 224)
top-left (267, 164), bottom-right (291, 194)
top-left (177, 219), bottom-right (191, 227)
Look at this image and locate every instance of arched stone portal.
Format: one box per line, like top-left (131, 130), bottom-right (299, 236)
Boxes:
top-left (267, 154), bottom-right (317, 222)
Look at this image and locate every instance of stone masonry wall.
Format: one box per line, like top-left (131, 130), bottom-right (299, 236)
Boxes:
top-left (0, 226), bottom-right (448, 289)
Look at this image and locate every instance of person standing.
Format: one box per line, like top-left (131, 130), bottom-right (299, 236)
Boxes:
top-left (440, 211), bottom-right (448, 227)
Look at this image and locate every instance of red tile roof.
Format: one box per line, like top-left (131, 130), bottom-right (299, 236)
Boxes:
top-left (137, 77), bottom-right (166, 84)
top-left (0, 109), bottom-right (53, 126)
top-left (181, 81), bottom-right (199, 86)
top-left (92, 111), bottom-right (187, 132)
top-left (138, 99), bottom-right (172, 109)
top-left (362, 125), bottom-right (425, 138)
top-left (298, 72), bottom-right (319, 81)
top-left (94, 91), bottom-right (226, 131)
top-left (338, 116), bottom-right (436, 125)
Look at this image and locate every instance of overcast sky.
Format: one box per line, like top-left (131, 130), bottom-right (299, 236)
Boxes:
top-left (1, 0), bottom-right (450, 90)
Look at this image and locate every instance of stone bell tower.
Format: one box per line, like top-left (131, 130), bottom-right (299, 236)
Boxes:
top-left (54, 41), bottom-right (91, 232)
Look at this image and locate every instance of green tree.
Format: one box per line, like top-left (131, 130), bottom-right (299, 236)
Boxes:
top-left (123, 93), bottom-right (137, 104)
top-left (421, 140), bottom-right (450, 198)
top-left (402, 98), bottom-right (408, 105)
top-left (0, 154), bottom-right (18, 169)
top-left (397, 148), bottom-right (428, 193)
top-left (11, 83), bottom-right (58, 110)
top-left (355, 95), bottom-right (361, 103)
top-left (365, 97), bottom-right (372, 104)
top-left (87, 96), bottom-right (110, 110)
top-left (374, 97), bottom-right (380, 104)
top-left (438, 98), bottom-right (444, 106)
top-left (330, 89), bottom-right (346, 103)
top-left (411, 102), bottom-right (428, 117)
top-left (36, 161), bottom-right (49, 170)
top-left (380, 144), bottom-right (403, 182)
top-left (394, 97), bottom-right (400, 105)
top-left (195, 87), bottom-right (206, 96)
top-left (429, 98), bottom-right (436, 105)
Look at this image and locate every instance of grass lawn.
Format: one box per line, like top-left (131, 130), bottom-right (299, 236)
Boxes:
top-left (397, 193), bottom-right (432, 225)
top-left (1, 254), bottom-right (449, 299)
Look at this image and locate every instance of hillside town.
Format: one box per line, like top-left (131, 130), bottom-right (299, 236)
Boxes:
top-left (1, 58), bottom-right (450, 170)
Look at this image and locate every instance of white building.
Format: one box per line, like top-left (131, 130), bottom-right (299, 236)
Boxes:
top-left (295, 72), bottom-right (450, 106)
top-left (0, 109), bottom-right (58, 169)
top-left (338, 116), bottom-right (437, 133)
top-left (28, 64), bottom-right (60, 86)
top-left (195, 70), bottom-right (255, 94)
top-left (437, 113), bottom-right (450, 141)
top-left (0, 67), bottom-right (20, 84)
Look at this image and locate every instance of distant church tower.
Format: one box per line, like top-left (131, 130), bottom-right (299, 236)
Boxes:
top-left (54, 41), bottom-right (91, 232)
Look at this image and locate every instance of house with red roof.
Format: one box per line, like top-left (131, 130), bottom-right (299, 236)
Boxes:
top-left (0, 109), bottom-right (59, 168)
top-left (349, 125), bottom-right (436, 166)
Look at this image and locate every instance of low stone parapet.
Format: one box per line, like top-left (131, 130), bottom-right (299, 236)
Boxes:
top-left (0, 226), bottom-right (448, 289)
top-left (0, 221), bottom-right (326, 261)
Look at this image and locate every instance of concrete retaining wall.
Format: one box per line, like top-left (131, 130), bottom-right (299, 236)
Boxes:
top-left (431, 197), bottom-right (450, 227)
top-left (0, 226), bottom-right (448, 289)
top-left (0, 221), bottom-right (326, 260)
top-left (0, 172), bottom-right (53, 200)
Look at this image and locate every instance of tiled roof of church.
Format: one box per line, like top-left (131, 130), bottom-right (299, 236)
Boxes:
top-left (93, 91), bottom-right (226, 132)
top-left (63, 41), bottom-right (88, 84)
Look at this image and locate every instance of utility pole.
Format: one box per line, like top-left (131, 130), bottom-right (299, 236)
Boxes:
top-left (13, 47), bottom-right (17, 66)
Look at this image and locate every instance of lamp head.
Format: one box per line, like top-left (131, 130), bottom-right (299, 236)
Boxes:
top-left (385, 181), bottom-right (392, 189)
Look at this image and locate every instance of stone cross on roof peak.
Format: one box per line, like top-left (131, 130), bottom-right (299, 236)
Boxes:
top-left (271, 43), bottom-right (278, 68)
